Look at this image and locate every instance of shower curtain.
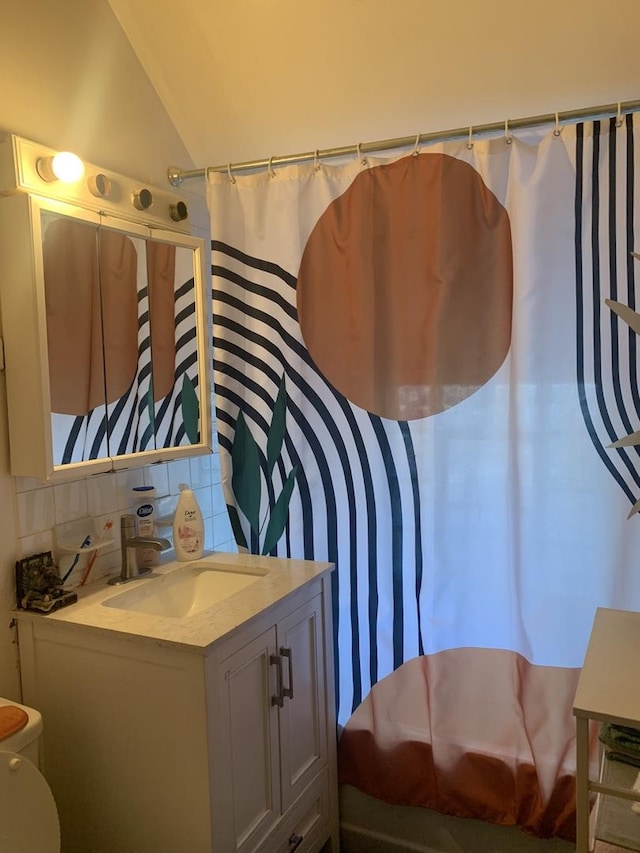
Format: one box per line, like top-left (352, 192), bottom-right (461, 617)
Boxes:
top-left (208, 115), bottom-right (640, 739)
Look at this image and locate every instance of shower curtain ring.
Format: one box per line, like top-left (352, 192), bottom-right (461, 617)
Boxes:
top-left (505, 118), bottom-right (513, 145)
top-left (412, 133), bottom-right (421, 156)
top-left (227, 163), bottom-right (236, 184)
top-left (313, 149), bottom-right (321, 172)
top-left (356, 142), bottom-right (367, 166)
top-left (553, 112), bottom-right (561, 137)
top-left (467, 126), bottom-right (474, 149)
top-left (616, 101), bottom-right (624, 127)
top-left (268, 156), bottom-right (277, 178)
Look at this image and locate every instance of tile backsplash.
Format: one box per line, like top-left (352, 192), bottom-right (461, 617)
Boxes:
top-left (15, 449), bottom-right (236, 590)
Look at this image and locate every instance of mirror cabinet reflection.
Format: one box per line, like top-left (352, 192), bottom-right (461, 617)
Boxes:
top-left (0, 194), bottom-right (211, 481)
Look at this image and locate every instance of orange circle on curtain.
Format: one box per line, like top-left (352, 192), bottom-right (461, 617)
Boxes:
top-left (297, 153), bottom-right (513, 420)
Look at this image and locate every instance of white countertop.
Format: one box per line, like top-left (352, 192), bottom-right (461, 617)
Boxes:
top-left (14, 551), bottom-right (334, 654)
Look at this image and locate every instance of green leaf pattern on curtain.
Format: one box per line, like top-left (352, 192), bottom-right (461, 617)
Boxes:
top-left (230, 375), bottom-right (297, 554)
top-left (267, 377), bottom-right (287, 476)
top-left (261, 466), bottom-right (298, 555)
top-left (226, 503), bottom-right (249, 551)
top-left (231, 410), bottom-right (262, 533)
top-left (181, 374), bottom-right (200, 444)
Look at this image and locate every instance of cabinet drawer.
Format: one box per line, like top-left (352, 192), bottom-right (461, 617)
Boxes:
top-left (262, 773), bottom-right (330, 853)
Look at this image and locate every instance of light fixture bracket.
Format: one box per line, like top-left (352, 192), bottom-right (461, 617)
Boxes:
top-left (0, 135), bottom-right (192, 233)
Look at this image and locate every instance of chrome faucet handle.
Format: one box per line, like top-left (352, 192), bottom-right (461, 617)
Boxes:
top-left (121, 514), bottom-right (137, 540)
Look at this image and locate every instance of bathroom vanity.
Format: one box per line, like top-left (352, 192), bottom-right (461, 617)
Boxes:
top-left (16, 553), bottom-right (338, 853)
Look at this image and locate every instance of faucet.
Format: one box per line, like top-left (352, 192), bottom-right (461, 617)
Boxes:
top-left (108, 515), bottom-right (172, 586)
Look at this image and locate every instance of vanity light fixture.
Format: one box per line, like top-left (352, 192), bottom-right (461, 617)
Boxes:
top-left (169, 201), bottom-right (188, 222)
top-left (132, 188), bottom-right (153, 211)
top-left (87, 172), bottom-right (112, 198)
top-left (36, 151), bottom-right (85, 184)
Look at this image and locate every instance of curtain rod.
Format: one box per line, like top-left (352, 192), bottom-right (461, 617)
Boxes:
top-left (167, 98), bottom-right (640, 186)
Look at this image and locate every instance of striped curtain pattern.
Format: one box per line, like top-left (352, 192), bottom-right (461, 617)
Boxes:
top-left (49, 241), bottom-right (200, 466)
top-left (576, 114), bottom-right (640, 513)
top-left (210, 117), bottom-right (640, 726)
top-left (211, 239), bottom-right (425, 710)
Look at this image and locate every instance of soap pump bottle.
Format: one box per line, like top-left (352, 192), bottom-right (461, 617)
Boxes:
top-left (172, 483), bottom-right (205, 561)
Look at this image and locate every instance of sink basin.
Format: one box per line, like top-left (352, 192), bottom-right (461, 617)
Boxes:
top-left (102, 561), bottom-right (268, 619)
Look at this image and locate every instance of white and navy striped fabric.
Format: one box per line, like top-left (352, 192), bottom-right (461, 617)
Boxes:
top-left (209, 118), bottom-right (640, 727)
top-left (51, 243), bottom-right (200, 465)
top-left (575, 114), bottom-right (640, 507)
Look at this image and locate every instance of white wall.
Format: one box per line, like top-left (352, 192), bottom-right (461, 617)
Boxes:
top-left (0, 0), bottom-right (227, 701)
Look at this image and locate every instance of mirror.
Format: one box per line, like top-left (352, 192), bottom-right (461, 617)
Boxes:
top-left (0, 193), bottom-right (211, 480)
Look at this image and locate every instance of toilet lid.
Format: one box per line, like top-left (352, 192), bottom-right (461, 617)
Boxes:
top-left (0, 704), bottom-right (29, 740)
top-left (0, 749), bottom-right (60, 852)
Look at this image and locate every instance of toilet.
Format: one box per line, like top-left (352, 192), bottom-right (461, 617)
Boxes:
top-left (0, 697), bottom-right (60, 852)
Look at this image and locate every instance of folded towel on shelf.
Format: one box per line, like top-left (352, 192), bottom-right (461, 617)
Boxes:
top-left (599, 724), bottom-right (640, 768)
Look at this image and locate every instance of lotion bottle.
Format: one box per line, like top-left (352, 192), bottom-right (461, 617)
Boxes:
top-left (132, 485), bottom-right (159, 569)
top-left (172, 483), bottom-right (204, 561)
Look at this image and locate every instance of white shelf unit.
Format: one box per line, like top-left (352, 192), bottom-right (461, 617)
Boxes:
top-left (594, 756), bottom-right (640, 850)
top-left (573, 607), bottom-right (640, 852)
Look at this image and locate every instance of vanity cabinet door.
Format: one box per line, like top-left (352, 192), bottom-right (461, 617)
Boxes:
top-left (212, 593), bottom-right (328, 853)
top-left (214, 626), bottom-right (282, 853)
top-left (277, 594), bottom-right (327, 814)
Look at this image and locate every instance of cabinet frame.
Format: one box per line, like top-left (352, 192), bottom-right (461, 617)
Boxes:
top-left (17, 570), bottom-right (339, 853)
top-left (0, 192), bottom-right (212, 480)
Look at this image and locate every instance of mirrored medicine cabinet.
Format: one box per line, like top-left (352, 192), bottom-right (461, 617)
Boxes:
top-left (0, 135), bottom-right (212, 481)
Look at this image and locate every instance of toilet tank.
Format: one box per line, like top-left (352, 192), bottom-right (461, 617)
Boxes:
top-left (0, 697), bottom-right (43, 766)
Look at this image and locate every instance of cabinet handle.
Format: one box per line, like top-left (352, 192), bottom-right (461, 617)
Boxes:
top-left (280, 646), bottom-right (294, 700)
top-left (289, 833), bottom-right (303, 851)
top-left (270, 653), bottom-right (284, 707)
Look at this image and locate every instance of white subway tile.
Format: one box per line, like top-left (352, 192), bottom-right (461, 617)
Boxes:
top-left (155, 496), bottom-right (175, 531)
top-left (210, 452), bottom-right (221, 485)
top-left (14, 476), bottom-right (44, 494)
top-left (189, 454), bottom-right (213, 489)
top-left (168, 459), bottom-right (191, 494)
top-left (87, 474), bottom-right (118, 518)
top-left (91, 513), bottom-right (118, 554)
top-left (116, 469), bottom-right (144, 510)
top-left (213, 511), bottom-right (234, 549)
top-left (203, 517), bottom-right (214, 551)
top-left (143, 463), bottom-right (169, 496)
top-left (53, 480), bottom-right (88, 524)
top-left (17, 487), bottom-right (54, 537)
top-left (212, 484), bottom-right (228, 517)
top-left (193, 485), bottom-right (213, 519)
top-left (18, 530), bottom-right (54, 558)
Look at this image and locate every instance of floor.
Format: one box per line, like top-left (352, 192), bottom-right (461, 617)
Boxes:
top-left (339, 784), bottom-right (636, 853)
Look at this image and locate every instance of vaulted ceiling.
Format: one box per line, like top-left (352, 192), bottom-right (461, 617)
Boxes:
top-left (107, 0), bottom-right (640, 175)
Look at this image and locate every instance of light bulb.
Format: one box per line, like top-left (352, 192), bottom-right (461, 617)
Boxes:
top-left (37, 151), bottom-right (84, 183)
top-left (51, 152), bottom-right (84, 182)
